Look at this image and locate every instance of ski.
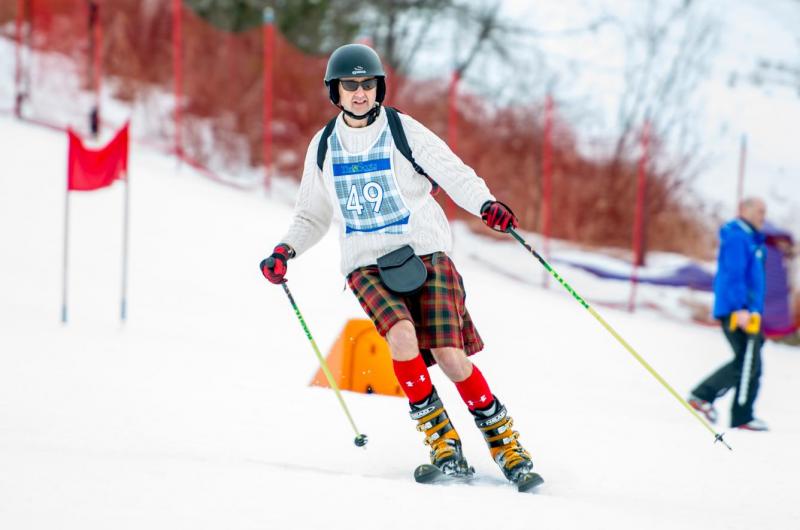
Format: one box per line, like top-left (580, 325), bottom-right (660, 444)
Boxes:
top-left (515, 471), bottom-right (544, 493)
top-left (413, 464), bottom-right (544, 493)
top-left (413, 463), bottom-right (474, 484)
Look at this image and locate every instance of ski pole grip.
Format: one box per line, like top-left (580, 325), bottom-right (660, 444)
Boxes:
top-left (745, 313), bottom-right (761, 335)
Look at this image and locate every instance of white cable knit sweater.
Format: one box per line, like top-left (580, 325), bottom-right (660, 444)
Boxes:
top-left (280, 109), bottom-right (495, 275)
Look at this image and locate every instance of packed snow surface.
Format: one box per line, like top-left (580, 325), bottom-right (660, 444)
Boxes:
top-left (2, 115), bottom-right (800, 529)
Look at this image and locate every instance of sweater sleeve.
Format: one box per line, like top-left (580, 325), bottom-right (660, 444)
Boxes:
top-left (279, 130), bottom-right (334, 257)
top-left (399, 114), bottom-right (494, 216)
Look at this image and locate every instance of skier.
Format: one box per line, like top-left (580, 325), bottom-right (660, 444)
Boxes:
top-left (260, 43), bottom-right (540, 487)
top-left (688, 197), bottom-right (769, 431)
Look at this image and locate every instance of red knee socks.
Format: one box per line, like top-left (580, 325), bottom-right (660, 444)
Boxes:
top-left (393, 357), bottom-right (494, 410)
top-left (392, 356), bottom-right (433, 403)
top-left (455, 364), bottom-right (494, 411)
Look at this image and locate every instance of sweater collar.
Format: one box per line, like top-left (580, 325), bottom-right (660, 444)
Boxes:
top-left (337, 106), bottom-right (387, 134)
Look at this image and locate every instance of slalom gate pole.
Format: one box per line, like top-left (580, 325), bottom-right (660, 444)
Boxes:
top-left (507, 228), bottom-right (732, 450)
top-left (267, 259), bottom-right (368, 448)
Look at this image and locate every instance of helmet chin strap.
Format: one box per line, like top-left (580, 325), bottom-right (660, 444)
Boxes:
top-left (339, 103), bottom-right (381, 125)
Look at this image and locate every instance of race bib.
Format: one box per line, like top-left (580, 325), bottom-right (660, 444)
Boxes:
top-left (329, 125), bottom-right (410, 235)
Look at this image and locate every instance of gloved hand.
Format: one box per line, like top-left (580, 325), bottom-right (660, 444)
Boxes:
top-left (481, 200), bottom-right (519, 232)
top-left (730, 310), bottom-right (761, 334)
top-left (260, 244), bottom-right (292, 284)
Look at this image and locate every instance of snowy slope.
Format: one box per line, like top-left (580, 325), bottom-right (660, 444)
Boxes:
top-left (2, 115), bottom-right (800, 529)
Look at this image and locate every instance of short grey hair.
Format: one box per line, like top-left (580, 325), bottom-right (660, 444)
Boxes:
top-left (739, 196), bottom-right (765, 211)
top-left (739, 195), bottom-right (767, 212)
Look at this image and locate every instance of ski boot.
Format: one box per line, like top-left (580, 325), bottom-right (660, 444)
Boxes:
top-left (410, 389), bottom-right (473, 482)
top-left (473, 398), bottom-right (543, 491)
top-left (687, 394), bottom-right (718, 424)
top-left (734, 418), bottom-right (769, 431)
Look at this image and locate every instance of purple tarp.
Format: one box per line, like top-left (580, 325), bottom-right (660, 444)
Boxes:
top-left (550, 260), bottom-right (714, 290)
top-left (763, 222), bottom-right (795, 336)
top-left (553, 220), bottom-right (796, 337)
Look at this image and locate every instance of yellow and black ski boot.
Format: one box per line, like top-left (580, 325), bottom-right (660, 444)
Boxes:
top-left (410, 389), bottom-right (473, 483)
top-left (473, 398), bottom-right (544, 491)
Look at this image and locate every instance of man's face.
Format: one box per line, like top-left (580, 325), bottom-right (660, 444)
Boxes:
top-left (337, 77), bottom-right (377, 116)
top-left (741, 199), bottom-right (767, 230)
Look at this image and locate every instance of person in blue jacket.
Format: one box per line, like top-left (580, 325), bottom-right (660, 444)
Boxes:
top-left (688, 197), bottom-right (768, 431)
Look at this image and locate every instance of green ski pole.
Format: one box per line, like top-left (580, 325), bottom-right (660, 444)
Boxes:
top-left (266, 258), bottom-right (368, 448)
top-left (507, 228), bottom-right (731, 450)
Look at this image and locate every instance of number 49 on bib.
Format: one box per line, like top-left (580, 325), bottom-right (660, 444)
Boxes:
top-left (346, 182), bottom-right (384, 214)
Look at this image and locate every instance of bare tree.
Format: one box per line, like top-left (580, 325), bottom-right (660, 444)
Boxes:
top-left (728, 1), bottom-right (800, 97)
top-left (611, 1), bottom-right (718, 166)
top-left (585, 1), bottom-right (720, 253)
top-left (749, 59), bottom-right (800, 96)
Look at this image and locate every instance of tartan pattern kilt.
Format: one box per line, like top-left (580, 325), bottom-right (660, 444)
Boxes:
top-left (347, 252), bottom-right (484, 366)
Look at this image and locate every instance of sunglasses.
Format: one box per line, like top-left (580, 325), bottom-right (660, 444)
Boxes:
top-left (339, 78), bottom-right (378, 91)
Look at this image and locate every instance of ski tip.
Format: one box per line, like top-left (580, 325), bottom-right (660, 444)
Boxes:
top-left (414, 464), bottom-right (443, 484)
top-left (516, 472), bottom-right (544, 493)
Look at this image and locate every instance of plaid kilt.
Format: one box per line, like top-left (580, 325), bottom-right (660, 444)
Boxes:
top-left (347, 252), bottom-right (484, 366)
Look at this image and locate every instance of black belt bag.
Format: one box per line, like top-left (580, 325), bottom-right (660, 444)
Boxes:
top-left (376, 245), bottom-right (427, 296)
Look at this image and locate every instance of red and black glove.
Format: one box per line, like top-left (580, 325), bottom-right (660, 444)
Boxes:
top-left (260, 244), bottom-right (293, 284)
top-left (480, 200), bottom-right (519, 232)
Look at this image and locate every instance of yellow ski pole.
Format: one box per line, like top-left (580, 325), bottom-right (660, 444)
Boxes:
top-left (266, 259), bottom-right (368, 448)
top-left (507, 228), bottom-right (731, 450)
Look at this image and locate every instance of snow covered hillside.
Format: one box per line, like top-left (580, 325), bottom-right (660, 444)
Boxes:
top-left (1, 115), bottom-right (799, 529)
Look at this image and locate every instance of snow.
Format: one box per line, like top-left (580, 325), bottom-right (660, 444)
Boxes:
top-left (2, 2), bottom-right (800, 524)
top-left (2, 114), bottom-right (800, 529)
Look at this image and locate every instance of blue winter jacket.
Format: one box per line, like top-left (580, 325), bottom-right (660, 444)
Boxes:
top-left (712, 219), bottom-right (766, 318)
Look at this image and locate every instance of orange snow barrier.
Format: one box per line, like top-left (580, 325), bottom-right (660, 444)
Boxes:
top-left (310, 319), bottom-right (403, 398)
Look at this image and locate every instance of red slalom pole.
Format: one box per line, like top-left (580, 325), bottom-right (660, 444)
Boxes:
top-left (736, 134), bottom-right (747, 209)
top-left (446, 70), bottom-right (460, 220)
top-left (540, 92), bottom-right (554, 287)
top-left (262, 7), bottom-right (275, 193)
top-left (14, 0), bottom-right (25, 117)
top-left (87, 1), bottom-right (101, 137)
top-left (172, 0), bottom-right (183, 159)
top-left (628, 119), bottom-right (650, 313)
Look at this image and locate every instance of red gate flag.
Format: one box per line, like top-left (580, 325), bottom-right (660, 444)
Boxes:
top-left (67, 123), bottom-right (129, 191)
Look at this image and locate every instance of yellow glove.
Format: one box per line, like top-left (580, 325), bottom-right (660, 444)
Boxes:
top-left (745, 313), bottom-right (762, 334)
top-left (729, 311), bottom-right (761, 334)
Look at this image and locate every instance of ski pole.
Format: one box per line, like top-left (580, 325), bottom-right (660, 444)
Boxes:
top-left (266, 258), bottom-right (368, 448)
top-left (507, 228), bottom-right (732, 450)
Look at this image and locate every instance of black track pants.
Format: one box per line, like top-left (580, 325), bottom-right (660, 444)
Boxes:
top-left (692, 316), bottom-right (764, 427)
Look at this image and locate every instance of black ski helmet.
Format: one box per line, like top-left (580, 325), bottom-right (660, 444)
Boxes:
top-left (324, 43), bottom-right (386, 104)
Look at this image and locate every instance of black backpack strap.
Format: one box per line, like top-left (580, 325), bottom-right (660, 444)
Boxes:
top-left (316, 108), bottom-right (440, 195)
top-left (384, 106), bottom-right (440, 195)
top-left (316, 116), bottom-right (338, 171)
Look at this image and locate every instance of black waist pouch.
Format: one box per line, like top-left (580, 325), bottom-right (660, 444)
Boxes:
top-left (376, 245), bottom-right (427, 296)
